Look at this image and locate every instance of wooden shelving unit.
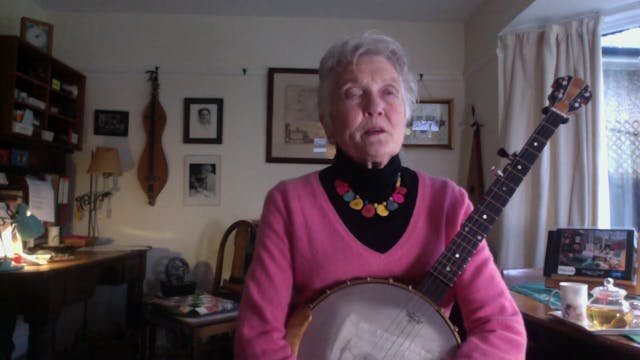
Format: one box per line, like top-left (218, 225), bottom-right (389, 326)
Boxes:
top-left (0, 35), bottom-right (85, 174)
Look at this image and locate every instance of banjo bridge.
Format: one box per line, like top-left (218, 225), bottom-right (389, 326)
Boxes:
top-left (405, 310), bottom-right (425, 324)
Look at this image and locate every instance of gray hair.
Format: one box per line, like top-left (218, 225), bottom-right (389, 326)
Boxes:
top-left (318, 32), bottom-right (418, 124)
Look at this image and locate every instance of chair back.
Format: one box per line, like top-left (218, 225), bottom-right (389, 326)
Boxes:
top-left (212, 220), bottom-right (258, 300)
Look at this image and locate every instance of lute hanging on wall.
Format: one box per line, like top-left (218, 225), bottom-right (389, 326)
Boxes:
top-left (285, 76), bottom-right (593, 359)
top-left (137, 67), bottom-right (168, 206)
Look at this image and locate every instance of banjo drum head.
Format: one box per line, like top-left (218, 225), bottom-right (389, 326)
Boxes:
top-left (298, 280), bottom-right (459, 360)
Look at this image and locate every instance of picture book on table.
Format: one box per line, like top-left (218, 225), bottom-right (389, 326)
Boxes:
top-left (150, 293), bottom-right (238, 317)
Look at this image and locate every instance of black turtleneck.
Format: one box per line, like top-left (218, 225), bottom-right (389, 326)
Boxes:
top-left (319, 149), bottom-right (418, 253)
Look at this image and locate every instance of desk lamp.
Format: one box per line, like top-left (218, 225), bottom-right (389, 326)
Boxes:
top-left (12, 203), bottom-right (44, 241)
top-left (1, 201), bottom-right (44, 264)
top-left (77, 147), bottom-right (122, 238)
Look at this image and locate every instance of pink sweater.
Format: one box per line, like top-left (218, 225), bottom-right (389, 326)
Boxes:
top-left (235, 171), bottom-right (526, 359)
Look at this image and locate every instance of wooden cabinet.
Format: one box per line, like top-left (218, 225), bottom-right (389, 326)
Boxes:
top-left (0, 35), bottom-right (85, 175)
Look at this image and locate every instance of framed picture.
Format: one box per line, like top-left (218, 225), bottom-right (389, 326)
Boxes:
top-left (404, 98), bottom-right (454, 149)
top-left (544, 228), bottom-right (636, 281)
top-left (184, 155), bottom-right (221, 206)
top-left (94, 110), bottom-right (129, 136)
top-left (267, 68), bottom-right (335, 164)
top-left (184, 98), bottom-right (223, 144)
top-left (20, 17), bottom-right (54, 54)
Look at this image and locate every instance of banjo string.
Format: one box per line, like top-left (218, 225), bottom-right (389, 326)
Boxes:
top-left (380, 271), bottom-right (459, 359)
top-left (366, 283), bottom-right (426, 356)
top-left (368, 288), bottom-right (419, 354)
top-left (381, 291), bottom-right (435, 359)
top-left (375, 280), bottom-right (448, 359)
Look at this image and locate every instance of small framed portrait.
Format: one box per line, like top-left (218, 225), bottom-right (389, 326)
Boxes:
top-left (20, 17), bottom-right (54, 54)
top-left (404, 98), bottom-right (454, 149)
top-left (267, 68), bottom-right (335, 164)
top-left (184, 155), bottom-right (221, 206)
top-left (94, 110), bottom-right (129, 137)
top-left (544, 228), bottom-right (637, 281)
top-left (183, 98), bottom-right (223, 144)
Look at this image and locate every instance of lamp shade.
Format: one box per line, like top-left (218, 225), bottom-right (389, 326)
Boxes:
top-left (13, 203), bottom-right (45, 240)
top-left (87, 147), bottom-right (122, 176)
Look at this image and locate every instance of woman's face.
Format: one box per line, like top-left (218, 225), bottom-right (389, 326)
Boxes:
top-left (321, 55), bottom-right (407, 168)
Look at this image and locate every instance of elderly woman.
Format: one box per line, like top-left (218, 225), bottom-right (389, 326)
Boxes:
top-left (235, 32), bottom-right (526, 359)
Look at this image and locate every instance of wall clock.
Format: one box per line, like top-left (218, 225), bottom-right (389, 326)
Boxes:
top-left (20, 17), bottom-right (54, 54)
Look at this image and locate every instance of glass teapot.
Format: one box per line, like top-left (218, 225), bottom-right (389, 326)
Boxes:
top-left (586, 278), bottom-right (632, 329)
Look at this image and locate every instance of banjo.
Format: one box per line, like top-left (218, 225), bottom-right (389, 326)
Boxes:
top-left (284, 76), bottom-right (592, 359)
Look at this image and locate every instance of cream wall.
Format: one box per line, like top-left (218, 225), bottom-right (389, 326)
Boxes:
top-left (0, 0), bottom-right (47, 34)
top-left (2, 2), bottom-right (525, 356)
top-left (33, 12), bottom-right (467, 285)
top-left (463, 0), bottom-right (535, 261)
top-left (3, 6), bottom-right (468, 356)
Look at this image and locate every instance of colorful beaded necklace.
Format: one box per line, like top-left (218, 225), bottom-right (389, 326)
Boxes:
top-left (334, 172), bottom-right (407, 218)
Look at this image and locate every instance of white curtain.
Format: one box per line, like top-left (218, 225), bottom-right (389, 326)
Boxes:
top-left (496, 15), bottom-right (608, 268)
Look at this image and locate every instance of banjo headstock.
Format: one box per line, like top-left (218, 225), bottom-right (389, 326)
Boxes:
top-left (547, 76), bottom-right (592, 118)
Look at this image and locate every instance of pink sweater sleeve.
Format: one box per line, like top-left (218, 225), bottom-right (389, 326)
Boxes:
top-left (439, 184), bottom-right (526, 359)
top-left (235, 186), bottom-right (296, 359)
top-left (450, 241), bottom-right (527, 359)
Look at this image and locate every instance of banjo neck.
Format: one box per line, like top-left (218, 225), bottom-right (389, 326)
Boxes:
top-left (418, 76), bottom-right (592, 305)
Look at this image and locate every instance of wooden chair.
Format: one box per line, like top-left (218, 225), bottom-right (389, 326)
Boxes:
top-left (143, 220), bottom-right (258, 360)
top-left (211, 220), bottom-right (258, 301)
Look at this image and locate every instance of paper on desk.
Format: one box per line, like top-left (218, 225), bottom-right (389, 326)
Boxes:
top-left (1, 224), bottom-right (13, 258)
top-left (25, 176), bottom-right (55, 222)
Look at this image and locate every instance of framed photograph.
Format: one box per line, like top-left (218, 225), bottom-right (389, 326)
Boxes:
top-left (404, 98), bottom-right (454, 149)
top-left (20, 17), bottom-right (54, 54)
top-left (184, 155), bottom-right (221, 206)
top-left (544, 228), bottom-right (637, 281)
top-left (267, 68), bottom-right (335, 164)
top-left (184, 98), bottom-right (223, 144)
top-left (94, 110), bottom-right (129, 136)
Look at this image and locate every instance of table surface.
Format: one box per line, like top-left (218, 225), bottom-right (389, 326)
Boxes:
top-left (2, 247), bottom-right (147, 273)
top-left (511, 284), bottom-right (640, 358)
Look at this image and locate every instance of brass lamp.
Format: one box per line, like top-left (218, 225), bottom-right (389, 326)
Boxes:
top-left (78, 147), bottom-right (122, 238)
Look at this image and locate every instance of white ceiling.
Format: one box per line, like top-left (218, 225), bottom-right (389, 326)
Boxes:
top-left (509, 0), bottom-right (640, 29)
top-left (31, 0), bottom-right (486, 22)
top-left (32, 0), bottom-right (640, 26)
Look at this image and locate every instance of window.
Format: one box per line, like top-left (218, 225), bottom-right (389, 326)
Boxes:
top-left (601, 27), bottom-right (640, 231)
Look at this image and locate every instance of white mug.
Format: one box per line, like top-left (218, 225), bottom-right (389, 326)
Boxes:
top-left (549, 281), bottom-right (588, 323)
top-left (47, 226), bottom-right (60, 246)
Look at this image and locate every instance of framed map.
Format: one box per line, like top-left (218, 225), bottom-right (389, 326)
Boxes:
top-left (266, 68), bottom-right (335, 164)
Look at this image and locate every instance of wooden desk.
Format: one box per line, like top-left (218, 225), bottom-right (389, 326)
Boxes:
top-left (512, 291), bottom-right (640, 359)
top-left (0, 248), bottom-right (149, 360)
